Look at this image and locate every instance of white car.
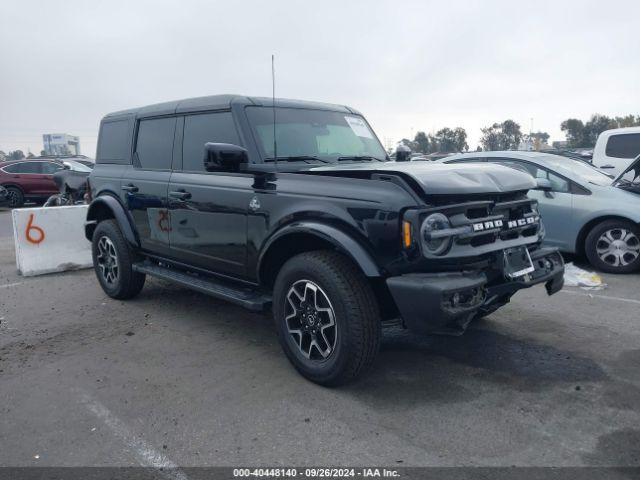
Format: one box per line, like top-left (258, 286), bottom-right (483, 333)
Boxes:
top-left (592, 127), bottom-right (640, 176)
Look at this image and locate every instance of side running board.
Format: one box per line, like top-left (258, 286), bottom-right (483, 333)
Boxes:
top-left (132, 262), bottom-right (272, 312)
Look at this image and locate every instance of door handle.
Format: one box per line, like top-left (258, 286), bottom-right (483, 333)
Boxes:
top-left (169, 190), bottom-right (192, 200)
top-left (122, 184), bottom-right (139, 193)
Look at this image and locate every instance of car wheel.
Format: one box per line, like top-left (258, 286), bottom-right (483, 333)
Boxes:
top-left (585, 220), bottom-right (640, 274)
top-left (92, 219), bottom-right (146, 299)
top-left (273, 251), bottom-right (381, 386)
top-left (5, 187), bottom-right (24, 208)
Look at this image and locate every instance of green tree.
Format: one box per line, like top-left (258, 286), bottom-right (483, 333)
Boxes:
top-left (432, 127), bottom-right (469, 152)
top-left (522, 131), bottom-right (550, 150)
top-left (480, 120), bottom-right (522, 151)
top-left (413, 131), bottom-right (430, 153)
top-left (8, 150), bottom-right (25, 160)
top-left (582, 114), bottom-right (616, 146)
top-left (560, 118), bottom-right (586, 148)
top-left (613, 115), bottom-right (640, 128)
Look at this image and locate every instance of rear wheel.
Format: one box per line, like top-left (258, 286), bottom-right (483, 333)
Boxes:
top-left (92, 220), bottom-right (146, 299)
top-left (5, 187), bottom-right (24, 208)
top-left (585, 220), bottom-right (640, 273)
top-left (273, 251), bottom-right (381, 386)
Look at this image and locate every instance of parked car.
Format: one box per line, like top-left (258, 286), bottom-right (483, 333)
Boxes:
top-left (86, 95), bottom-right (564, 385)
top-left (440, 151), bottom-right (640, 273)
top-left (0, 159), bottom-right (67, 207)
top-left (591, 127), bottom-right (640, 176)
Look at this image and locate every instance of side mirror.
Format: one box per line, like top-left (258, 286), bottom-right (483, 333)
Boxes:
top-left (395, 144), bottom-right (411, 162)
top-left (536, 178), bottom-right (552, 191)
top-left (62, 164), bottom-right (71, 170)
top-left (204, 143), bottom-right (248, 171)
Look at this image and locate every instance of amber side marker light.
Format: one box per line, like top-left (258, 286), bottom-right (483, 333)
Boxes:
top-left (403, 221), bottom-right (412, 248)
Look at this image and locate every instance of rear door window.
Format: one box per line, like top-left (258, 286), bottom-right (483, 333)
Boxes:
top-left (98, 120), bottom-right (131, 164)
top-left (181, 112), bottom-right (240, 172)
top-left (605, 133), bottom-right (640, 159)
top-left (135, 117), bottom-right (177, 170)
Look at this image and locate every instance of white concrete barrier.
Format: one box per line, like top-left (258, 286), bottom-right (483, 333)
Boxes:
top-left (12, 205), bottom-right (92, 277)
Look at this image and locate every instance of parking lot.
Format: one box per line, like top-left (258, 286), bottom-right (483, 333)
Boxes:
top-left (0, 208), bottom-right (639, 469)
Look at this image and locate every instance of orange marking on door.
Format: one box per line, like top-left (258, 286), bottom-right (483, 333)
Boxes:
top-left (158, 210), bottom-right (171, 233)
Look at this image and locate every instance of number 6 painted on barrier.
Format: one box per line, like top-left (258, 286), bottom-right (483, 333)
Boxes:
top-left (25, 213), bottom-right (45, 245)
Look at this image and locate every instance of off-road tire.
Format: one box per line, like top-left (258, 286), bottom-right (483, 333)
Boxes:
top-left (273, 251), bottom-right (381, 386)
top-left (585, 219), bottom-right (640, 274)
top-left (92, 220), bottom-right (146, 299)
top-left (5, 186), bottom-right (24, 208)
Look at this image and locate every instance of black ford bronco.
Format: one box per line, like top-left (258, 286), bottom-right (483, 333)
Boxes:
top-left (86, 95), bottom-right (564, 385)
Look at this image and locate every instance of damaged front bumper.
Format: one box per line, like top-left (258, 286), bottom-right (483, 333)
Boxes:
top-left (386, 247), bottom-right (564, 335)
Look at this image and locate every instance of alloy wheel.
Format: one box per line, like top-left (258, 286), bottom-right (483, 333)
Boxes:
top-left (596, 228), bottom-right (640, 267)
top-left (7, 190), bottom-right (20, 208)
top-left (96, 236), bottom-right (119, 285)
top-left (284, 280), bottom-right (337, 361)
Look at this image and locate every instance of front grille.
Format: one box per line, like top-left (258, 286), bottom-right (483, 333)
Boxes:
top-left (420, 193), bottom-right (540, 251)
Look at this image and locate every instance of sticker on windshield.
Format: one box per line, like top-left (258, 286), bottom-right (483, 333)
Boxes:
top-left (345, 116), bottom-right (373, 139)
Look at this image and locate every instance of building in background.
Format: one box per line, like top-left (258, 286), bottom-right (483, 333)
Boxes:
top-left (42, 133), bottom-right (81, 156)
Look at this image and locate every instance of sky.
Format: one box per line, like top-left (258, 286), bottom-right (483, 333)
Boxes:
top-left (1, 0), bottom-right (639, 157)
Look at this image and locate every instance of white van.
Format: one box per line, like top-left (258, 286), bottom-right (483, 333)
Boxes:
top-left (592, 127), bottom-right (640, 176)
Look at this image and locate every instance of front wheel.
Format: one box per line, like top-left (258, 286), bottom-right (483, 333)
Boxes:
top-left (273, 251), bottom-right (381, 386)
top-left (5, 187), bottom-right (24, 208)
top-left (92, 220), bottom-right (146, 299)
top-left (585, 220), bottom-right (640, 273)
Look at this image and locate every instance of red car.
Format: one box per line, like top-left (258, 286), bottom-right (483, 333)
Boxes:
top-left (0, 159), bottom-right (67, 208)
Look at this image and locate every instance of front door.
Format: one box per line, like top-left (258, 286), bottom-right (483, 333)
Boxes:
top-left (167, 111), bottom-right (251, 278)
top-left (121, 116), bottom-right (176, 256)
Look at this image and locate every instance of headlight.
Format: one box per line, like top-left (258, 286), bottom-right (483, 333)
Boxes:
top-left (420, 213), bottom-right (452, 256)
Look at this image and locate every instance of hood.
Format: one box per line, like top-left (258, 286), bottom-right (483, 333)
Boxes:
top-left (310, 161), bottom-right (536, 195)
top-left (612, 154), bottom-right (640, 185)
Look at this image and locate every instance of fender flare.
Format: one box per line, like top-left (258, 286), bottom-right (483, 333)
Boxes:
top-left (257, 221), bottom-right (382, 284)
top-left (85, 195), bottom-right (139, 246)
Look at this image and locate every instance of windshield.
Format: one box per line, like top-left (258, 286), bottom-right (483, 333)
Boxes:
top-left (246, 107), bottom-right (388, 162)
top-left (544, 156), bottom-right (612, 186)
top-left (615, 156), bottom-right (640, 186)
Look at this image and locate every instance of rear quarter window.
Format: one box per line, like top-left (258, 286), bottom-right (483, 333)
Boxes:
top-left (97, 120), bottom-right (131, 164)
top-left (605, 133), bottom-right (640, 159)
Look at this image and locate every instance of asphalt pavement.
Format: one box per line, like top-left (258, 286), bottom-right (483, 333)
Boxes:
top-left (0, 209), bottom-right (639, 471)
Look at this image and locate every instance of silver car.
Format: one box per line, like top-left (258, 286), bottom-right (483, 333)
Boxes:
top-left (441, 151), bottom-right (640, 273)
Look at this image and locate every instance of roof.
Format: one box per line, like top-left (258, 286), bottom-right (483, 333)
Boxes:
top-left (103, 94), bottom-right (358, 120)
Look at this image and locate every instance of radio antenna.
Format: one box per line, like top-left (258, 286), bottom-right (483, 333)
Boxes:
top-left (272, 54), bottom-right (278, 172)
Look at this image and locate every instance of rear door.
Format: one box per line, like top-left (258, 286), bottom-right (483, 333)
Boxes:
top-left (168, 111), bottom-right (252, 278)
top-left (121, 116), bottom-right (177, 256)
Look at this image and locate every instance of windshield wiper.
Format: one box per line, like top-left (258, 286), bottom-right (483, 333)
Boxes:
top-left (264, 155), bottom-right (329, 163)
top-left (337, 155), bottom-right (383, 162)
